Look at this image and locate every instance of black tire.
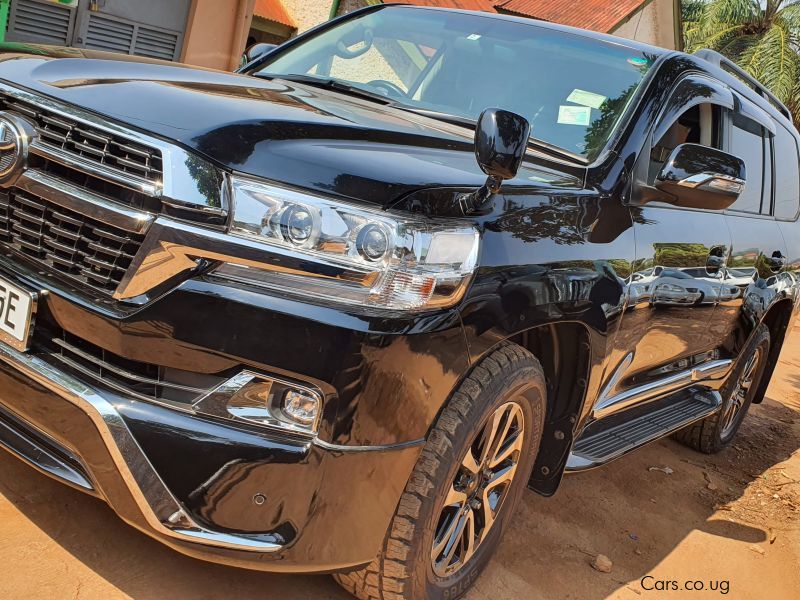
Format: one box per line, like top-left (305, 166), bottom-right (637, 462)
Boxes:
top-left (333, 342), bottom-right (546, 600)
top-left (675, 324), bottom-right (770, 454)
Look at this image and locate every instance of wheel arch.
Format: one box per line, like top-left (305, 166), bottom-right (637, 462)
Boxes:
top-left (491, 321), bottom-right (595, 496)
top-left (751, 298), bottom-right (795, 405)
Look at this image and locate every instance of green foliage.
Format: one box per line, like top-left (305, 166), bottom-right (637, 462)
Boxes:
top-left (682, 0), bottom-right (800, 119)
top-left (653, 243), bottom-right (710, 267)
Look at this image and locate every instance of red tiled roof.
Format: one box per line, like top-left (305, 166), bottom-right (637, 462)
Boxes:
top-left (254, 0), bottom-right (296, 29)
top-left (400, 0), bottom-right (498, 12)
top-left (493, 0), bottom-right (648, 33)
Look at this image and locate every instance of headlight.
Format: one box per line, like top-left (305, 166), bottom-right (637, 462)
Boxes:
top-left (216, 177), bottom-right (480, 312)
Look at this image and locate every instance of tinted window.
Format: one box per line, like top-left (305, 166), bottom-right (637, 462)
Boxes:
top-left (258, 6), bottom-right (656, 160)
top-left (728, 114), bottom-right (766, 213)
top-left (774, 126), bottom-right (800, 220)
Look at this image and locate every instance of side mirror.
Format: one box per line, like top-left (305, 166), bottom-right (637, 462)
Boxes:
top-left (460, 108), bottom-right (530, 215)
top-left (244, 43), bottom-right (277, 64)
top-left (655, 143), bottom-right (746, 210)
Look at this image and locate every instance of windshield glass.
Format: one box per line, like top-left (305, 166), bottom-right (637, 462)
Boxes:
top-left (255, 7), bottom-right (658, 161)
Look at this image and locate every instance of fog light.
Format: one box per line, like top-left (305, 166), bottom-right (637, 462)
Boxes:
top-left (282, 390), bottom-right (319, 426)
top-left (193, 371), bottom-right (322, 435)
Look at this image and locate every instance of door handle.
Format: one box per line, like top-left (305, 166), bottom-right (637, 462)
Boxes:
top-left (706, 245), bottom-right (727, 275)
top-left (767, 251), bottom-right (787, 273)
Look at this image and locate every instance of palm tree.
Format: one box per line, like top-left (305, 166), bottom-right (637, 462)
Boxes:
top-left (682, 0), bottom-right (800, 117)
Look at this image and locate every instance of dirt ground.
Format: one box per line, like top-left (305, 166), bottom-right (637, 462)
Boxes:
top-left (2, 332), bottom-right (800, 600)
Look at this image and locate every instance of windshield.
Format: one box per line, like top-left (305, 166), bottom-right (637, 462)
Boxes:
top-left (254, 6), bottom-right (657, 161)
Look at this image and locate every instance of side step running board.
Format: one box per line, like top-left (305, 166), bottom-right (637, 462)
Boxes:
top-left (567, 390), bottom-right (721, 471)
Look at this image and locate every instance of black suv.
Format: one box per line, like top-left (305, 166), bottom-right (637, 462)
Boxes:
top-left (0, 5), bottom-right (798, 600)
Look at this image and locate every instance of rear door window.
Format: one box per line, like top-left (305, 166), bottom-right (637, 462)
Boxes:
top-left (727, 113), bottom-right (768, 214)
top-left (774, 126), bottom-right (800, 220)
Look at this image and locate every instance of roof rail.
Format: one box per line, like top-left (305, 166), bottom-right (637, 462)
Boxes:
top-left (694, 48), bottom-right (793, 122)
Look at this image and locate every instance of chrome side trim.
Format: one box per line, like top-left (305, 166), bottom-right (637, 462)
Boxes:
top-left (592, 358), bottom-right (733, 420)
top-left (564, 453), bottom-right (596, 471)
top-left (592, 352), bottom-right (634, 415)
top-left (313, 437), bottom-right (426, 453)
top-left (0, 340), bottom-right (283, 553)
top-left (691, 359), bottom-right (733, 381)
top-left (15, 170), bottom-right (155, 233)
top-left (677, 172), bottom-right (745, 194)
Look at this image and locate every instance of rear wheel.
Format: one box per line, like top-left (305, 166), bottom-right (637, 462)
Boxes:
top-left (675, 324), bottom-right (770, 453)
top-left (334, 342), bottom-right (546, 600)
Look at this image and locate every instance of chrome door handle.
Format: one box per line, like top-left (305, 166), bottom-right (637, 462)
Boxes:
top-left (767, 251), bottom-right (787, 273)
top-left (706, 245), bottom-right (727, 275)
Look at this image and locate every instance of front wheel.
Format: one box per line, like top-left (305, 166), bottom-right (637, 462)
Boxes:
top-left (334, 343), bottom-right (546, 600)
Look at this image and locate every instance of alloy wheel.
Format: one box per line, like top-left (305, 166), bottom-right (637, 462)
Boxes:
top-left (430, 401), bottom-right (525, 578)
top-left (720, 347), bottom-right (763, 438)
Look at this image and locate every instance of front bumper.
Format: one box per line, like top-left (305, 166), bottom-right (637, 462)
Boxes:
top-left (0, 339), bottom-right (423, 572)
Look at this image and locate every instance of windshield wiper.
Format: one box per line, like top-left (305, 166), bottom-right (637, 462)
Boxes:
top-left (254, 74), bottom-right (586, 165)
top-left (392, 107), bottom-right (476, 128)
top-left (392, 107), bottom-right (586, 165)
top-left (254, 73), bottom-right (393, 105)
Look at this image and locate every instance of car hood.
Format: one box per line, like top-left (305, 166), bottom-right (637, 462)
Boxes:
top-left (0, 48), bottom-right (582, 205)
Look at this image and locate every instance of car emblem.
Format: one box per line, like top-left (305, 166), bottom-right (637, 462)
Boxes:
top-left (0, 112), bottom-right (36, 181)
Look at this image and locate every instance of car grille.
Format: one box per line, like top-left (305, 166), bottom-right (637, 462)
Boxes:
top-left (0, 189), bottom-right (144, 293)
top-left (1, 95), bottom-right (163, 183)
top-left (35, 327), bottom-right (226, 406)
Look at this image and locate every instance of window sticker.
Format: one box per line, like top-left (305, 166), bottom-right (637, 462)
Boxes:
top-left (467, 34), bottom-right (482, 41)
top-left (558, 105), bottom-right (591, 126)
top-left (567, 89), bottom-right (607, 109)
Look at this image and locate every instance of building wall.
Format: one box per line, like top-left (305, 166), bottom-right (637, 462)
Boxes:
top-left (182, 0), bottom-right (255, 70)
top-left (612, 0), bottom-right (678, 50)
top-left (281, 0), bottom-right (335, 33)
top-left (337, 0), bottom-right (372, 16)
top-left (249, 17), bottom-right (295, 45)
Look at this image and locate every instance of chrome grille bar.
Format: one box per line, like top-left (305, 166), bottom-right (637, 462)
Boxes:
top-left (0, 82), bottom-right (228, 298)
top-left (1, 95), bottom-right (164, 185)
top-left (30, 141), bottom-right (161, 197)
top-left (15, 170), bottom-right (154, 233)
top-left (0, 189), bottom-right (145, 293)
top-left (49, 337), bottom-right (209, 396)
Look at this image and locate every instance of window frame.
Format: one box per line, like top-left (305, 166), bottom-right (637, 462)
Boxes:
top-left (631, 73), bottom-right (735, 214)
top-left (651, 74), bottom-right (734, 146)
top-left (723, 93), bottom-right (775, 218)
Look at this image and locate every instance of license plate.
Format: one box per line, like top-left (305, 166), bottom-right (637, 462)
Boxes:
top-left (0, 275), bottom-right (37, 352)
